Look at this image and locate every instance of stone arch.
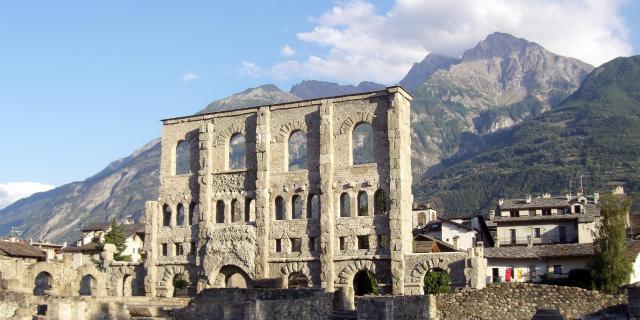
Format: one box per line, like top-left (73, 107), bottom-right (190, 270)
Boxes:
top-left (29, 262), bottom-right (57, 295)
top-left (160, 265), bottom-right (193, 297)
top-left (213, 122), bottom-right (246, 147)
top-left (213, 265), bottom-right (252, 288)
top-left (336, 111), bottom-right (375, 137)
top-left (276, 120), bottom-right (307, 142)
top-left (279, 262), bottom-right (313, 287)
top-left (337, 260), bottom-right (377, 285)
top-left (77, 265), bottom-right (105, 297)
top-left (34, 271), bottom-right (53, 296)
top-left (409, 258), bottom-right (452, 284)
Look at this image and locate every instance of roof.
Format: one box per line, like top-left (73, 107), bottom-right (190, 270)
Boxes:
top-left (81, 222), bottom-right (109, 232)
top-left (491, 212), bottom-right (596, 223)
top-left (445, 212), bottom-right (484, 220)
top-left (413, 234), bottom-right (460, 253)
top-left (122, 224), bottom-right (145, 238)
top-left (60, 241), bottom-right (101, 253)
top-left (161, 86), bottom-right (412, 123)
top-left (628, 241), bottom-right (640, 260)
top-left (498, 196), bottom-right (598, 211)
top-left (0, 241), bottom-right (46, 259)
top-left (484, 243), bottom-right (595, 259)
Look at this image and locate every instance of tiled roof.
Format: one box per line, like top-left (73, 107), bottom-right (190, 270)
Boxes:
top-left (445, 212), bottom-right (484, 220)
top-left (122, 224), bottom-right (145, 238)
top-left (484, 243), bottom-right (595, 259)
top-left (60, 241), bottom-right (101, 253)
top-left (492, 213), bottom-right (587, 223)
top-left (0, 241), bottom-right (46, 259)
top-left (413, 234), bottom-right (459, 253)
top-left (81, 222), bottom-right (109, 232)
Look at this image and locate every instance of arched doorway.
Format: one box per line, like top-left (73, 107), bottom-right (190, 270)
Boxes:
top-left (288, 272), bottom-right (309, 288)
top-left (34, 271), bottom-right (53, 296)
top-left (423, 268), bottom-right (451, 294)
top-left (79, 274), bottom-right (96, 296)
top-left (353, 270), bottom-right (377, 296)
top-left (172, 274), bottom-right (190, 297)
top-left (219, 265), bottom-right (251, 288)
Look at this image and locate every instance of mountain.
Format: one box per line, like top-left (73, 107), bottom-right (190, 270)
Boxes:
top-left (198, 84), bottom-right (298, 114)
top-left (399, 54), bottom-right (460, 91)
top-left (290, 80), bottom-right (386, 100)
top-left (408, 32), bottom-right (593, 176)
top-left (0, 32), bottom-right (597, 242)
top-left (417, 56), bottom-right (640, 214)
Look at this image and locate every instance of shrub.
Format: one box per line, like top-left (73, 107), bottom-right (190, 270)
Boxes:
top-left (424, 270), bottom-right (451, 294)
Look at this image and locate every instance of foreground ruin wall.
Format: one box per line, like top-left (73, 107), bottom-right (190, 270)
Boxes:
top-left (435, 283), bottom-right (627, 320)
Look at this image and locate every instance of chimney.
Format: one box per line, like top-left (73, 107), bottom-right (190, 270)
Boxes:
top-left (489, 210), bottom-right (495, 220)
top-left (525, 195), bottom-right (532, 204)
top-left (498, 199), bottom-right (504, 206)
top-left (566, 193), bottom-right (571, 200)
top-left (527, 235), bottom-right (533, 248)
top-left (613, 186), bottom-right (624, 195)
top-left (543, 193), bottom-right (551, 199)
top-left (593, 192), bottom-right (600, 204)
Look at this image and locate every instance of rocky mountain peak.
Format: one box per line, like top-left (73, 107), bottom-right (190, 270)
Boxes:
top-left (462, 32), bottom-right (539, 61)
top-left (399, 53), bottom-right (460, 91)
top-left (198, 84), bottom-right (299, 114)
top-left (290, 80), bottom-right (386, 100)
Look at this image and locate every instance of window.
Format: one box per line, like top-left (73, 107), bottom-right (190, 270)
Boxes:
top-left (229, 133), bottom-right (246, 170)
top-left (452, 236), bottom-right (459, 249)
top-left (188, 202), bottom-right (198, 225)
top-left (357, 191), bottom-right (368, 216)
top-left (529, 265), bottom-right (537, 279)
top-left (374, 190), bottom-right (387, 215)
top-left (177, 203), bottom-right (185, 225)
top-left (163, 205), bottom-right (172, 227)
top-left (175, 243), bottom-right (184, 256)
top-left (275, 239), bottom-right (282, 253)
top-left (175, 140), bottom-right (192, 175)
top-left (245, 198), bottom-right (254, 222)
top-left (352, 122), bottom-right (374, 165)
top-left (534, 228), bottom-right (541, 238)
top-left (161, 243), bottom-right (168, 256)
top-left (510, 210), bottom-right (519, 217)
top-left (509, 229), bottom-right (516, 244)
top-left (231, 199), bottom-right (241, 223)
top-left (559, 226), bottom-right (567, 243)
top-left (308, 237), bottom-right (316, 252)
top-left (492, 268), bottom-right (500, 283)
top-left (377, 234), bottom-right (388, 248)
top-left (307, 194), bottom-right (320, 219)
top-left (357, 235), bottom-right (369, 250)
top-left (340, 193), bottom-right (351, 217)
top-left (339, 237), bottom-right (346, 251)
top-left (574, 205), bottom-right (582, 214)
top-left (190, 242), bottom-right (196, 255)
top-left (417, 212), bottom-right (427, 227)
top-left (553, 265), bottom-right (562, 275)
top-left (542, 208), bottom-right (552, 216)
top-left (288, 130), bottom-right (307, 171)
top-left (216, 200), bottom-right (225, 224)
top-left (275, 196), bottom-right (285, 220)
top-left (291, 238), bottom-right (302, 253)
top-left (292, 195), bottom-right (303, 219)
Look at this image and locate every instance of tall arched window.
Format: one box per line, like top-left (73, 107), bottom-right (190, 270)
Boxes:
top-left (231, 199), bottom-right (242, 223)
top-left (163, 204), bottom-right (172, 226)
top-left (245, 198), bottom-right (255, 222)
top-left (352, 123), bottom-right (374, 165)
top-left (374, 189), bottom-right (387, 215)
top-left (307, 194), bottom-right (320, 219)
top-left (275, 196), bottom-right (285, 220)
top-left (292, 195), bottom-right (303, 219)
top-left (216, 200), bottom-right (225, 224)
top-left (288, 130), bottom-right (307, 171)
top-left (340, 193), bottom-right (351, 218)
top-left (188, 202), bottom-right (198, 225)
top-left (229, 133), bottom-right (246, 170)
top-left (176, 140), bottom-right (192, 175)
top-left (358, 191), bottom-right (369, 216)
top-left (177, 203), bottom-right (185, 225)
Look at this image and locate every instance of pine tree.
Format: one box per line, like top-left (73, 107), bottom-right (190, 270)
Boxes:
top-left (103, 218), bottom-right (128, 261)
top-left (591, 194), bottom-right (632, 293)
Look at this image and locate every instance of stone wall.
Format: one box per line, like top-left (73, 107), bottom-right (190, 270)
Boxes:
top-left (356, 295), bottom-right (430, 320)
top-left (435, 283), bottom-right (627, 320)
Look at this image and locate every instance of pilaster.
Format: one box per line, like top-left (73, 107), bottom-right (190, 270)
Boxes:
top-left (255, 106), bottom-right (271, 278)
top-left (143, 201), bottom-right (159, 297)
top-left (319, 100), bottom-right (336, 291)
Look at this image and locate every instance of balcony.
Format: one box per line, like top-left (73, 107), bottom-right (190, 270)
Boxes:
top-left (496, 236), bottom-right (578, 246)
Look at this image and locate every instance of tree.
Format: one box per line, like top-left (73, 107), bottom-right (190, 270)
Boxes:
top-left (591, 194), bottom-right (632, 293)
top-left (103, 218), bottom-right (129, 261)
top-left (424, 269), bottom-right (451, 294)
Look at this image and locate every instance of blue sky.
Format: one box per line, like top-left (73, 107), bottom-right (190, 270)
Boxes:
top-left (0, 0), bottom-right (638, 207)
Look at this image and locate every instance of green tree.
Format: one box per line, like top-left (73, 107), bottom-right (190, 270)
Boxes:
top-left (591, 194), bottom-right (632, 293)
top-left (103, 219), bottom-right (129, 261)
top-left (423, 270), bottom-right (451, 294)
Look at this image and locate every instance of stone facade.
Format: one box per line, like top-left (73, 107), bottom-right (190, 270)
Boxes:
top-left (143, 87), bottom-right (482, 300)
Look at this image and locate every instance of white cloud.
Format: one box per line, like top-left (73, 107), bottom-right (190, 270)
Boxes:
top-left (182, 71), bottom-right (199, 82)
top-left (248, 0), bottom-right (632, 84)
top-left (239, 61), bottom-right (264, 78)
top-left (280, 45), bottom-right (296, 57)
top-left (0, 182), bottom-right (55, 209)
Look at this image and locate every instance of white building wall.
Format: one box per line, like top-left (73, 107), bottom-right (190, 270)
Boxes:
top-left (441, 224), bottom-right (477, 250)
top-left (122, 235), bottom-right (144, 262)
top-left (630, 253), bottom-right (640, 284)
top-left (486, 257), bottom-right (591, 283)
top-left (496, 221), bottom-right (577, 245)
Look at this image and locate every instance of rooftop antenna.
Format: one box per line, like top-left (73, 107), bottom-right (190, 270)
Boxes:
top-left (10, 227), bottom-right (23, 238)
top-left (579, 175), bottom-right (584, 195)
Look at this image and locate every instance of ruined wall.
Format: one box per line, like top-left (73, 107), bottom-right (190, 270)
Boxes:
top-left (435, 283), bottom-right (627, 320)
top-left (356, 295), bottom-right (430, 320)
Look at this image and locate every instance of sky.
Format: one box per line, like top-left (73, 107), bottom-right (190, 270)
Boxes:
top-left (0, 0), bottom-right (639, 208)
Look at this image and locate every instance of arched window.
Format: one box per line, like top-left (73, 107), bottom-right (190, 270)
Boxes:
top-left (216, 201), bottom-right (225, 224)
top-left (229, 133), bottom-right (246, 170)
top-left (340, 193), bottom-right (351, 218)
top-left (245, 198), bottom-right (255, 222)
top-left (292, 195), bottom-right (303, 219)
top-left (352, 122), bottom-right (374, 165)
top-left (307, 194), bottom-right (320, 219)
top-left (188, 202), bottom-right (198, 225)
top-left (288, 130), bottom-right (307, 171)
top-left (358, 191), bottom-right (369, 216)
top-left (418, 212), bottom-right (427, 227)
top-left (177, 203), bottom-right (185, 225)
top-left (374, 190), bottom-right (387, 215)
top-left (176, 140), bottom-right (192, 175)
top-left (34, 272), bottom-right (53, 296)
top-left (231, 199), bottom-right (242, 223)
top-left (275, 196), bottom-right (285, 220)
top-left (163, 204), bottom-right (172, 226)
top-left (79, 274), bottom-right (96, 296)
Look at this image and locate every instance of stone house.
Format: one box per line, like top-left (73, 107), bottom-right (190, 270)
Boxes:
top-left (412, 204), bottom-right (437, 229)
top-left (414, 218), bottom-right (479, 250)
top-left (63, 221), bottom-right (145, 264)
